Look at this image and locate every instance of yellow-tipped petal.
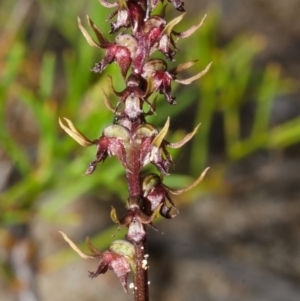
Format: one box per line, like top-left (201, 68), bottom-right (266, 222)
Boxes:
top-left (102, 89), bottom-right (117, 113)
top-left (177, 14), bottom-right (207, 39)
top-left (59, 117), bottom-right (93, 147)
top-left (145, 76), bottom-right (154, 96)
top-left (168, 123), bottom-right (200, 149)
top-left (87, 16), bottom-right (109, 46)
top-left (171, 60), bottom-right (198, 75)
top-left (59, 231), bottom-right (94, 259)
top-left (118, 0), bottom-right (128, 9)
top-left (166, 167), bottom-right (210, 195)
top-left (85, 237), bottom-right (101, 256)
top-left (151, 117), bottom-right (170, 147)
top-left (162, 13), bottom-right (186, 36)
top-left (151, 203), bottom-right (163, 220)
top-left (142, 173), bottom-right (161, 197)
top-left (176, 62), bottom-right (212, 85)
top-left (110, 206), bottom-right (120, 224)
top-left (107, 75), bottom-right (122, 96)
top-left (78, 17), bottom-right (101, 48)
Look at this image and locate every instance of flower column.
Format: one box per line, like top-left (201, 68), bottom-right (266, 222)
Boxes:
top-left (59, 1), bottom-right (210, 301)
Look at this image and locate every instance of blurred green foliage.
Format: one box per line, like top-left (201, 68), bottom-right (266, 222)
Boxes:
top-left (185, 13), bottom-right (297, 172)
top-left (0, 0), bottom-right (298, 277)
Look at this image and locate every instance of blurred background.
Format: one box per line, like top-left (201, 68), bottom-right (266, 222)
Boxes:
top-left (1, 0), bottom-right (300, 300)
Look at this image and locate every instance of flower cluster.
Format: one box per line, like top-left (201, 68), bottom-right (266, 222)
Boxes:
top-left (59, 0), bottom-right (210, 295)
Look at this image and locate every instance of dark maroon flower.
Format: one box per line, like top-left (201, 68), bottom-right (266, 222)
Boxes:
top-left (132, 16), bottom-right (166, 72)
top-left (59, 232), bottom-right (135, 292)
top-left (142, 173), bottom-right (179, 218)
top-left (137, 117), bottom-right (203, 175)
top-left (88, 251), bottom-right (130, 292)
top-left (141, 13), bottom-right (182, 61)
top-left (106, 74), bottom-right (154, 120)
top-left (167, 0), bottom-right (185, 12)
top-left (142, 167), bottom-right (210, 218)
top-left (110, 196), bottom-right (162, 242)
top-left (85, 124), bottom-right (130, 175)
top-left (155, 13), bottom-right (208, 60)
top-left (142, 59), bottom-right (175, 103)
top-left (59, 116), bottom-right (202, 176)
top-left (142, 59), bottom-right (212, 104)
top-left (58, 117), bottom-right (125, 175)
top-left (99, 0), bottom-right (145, 34)
top-left (78, 16), bottom-right (138, 78)
top-left (132, 12), bottom-right (207, 72)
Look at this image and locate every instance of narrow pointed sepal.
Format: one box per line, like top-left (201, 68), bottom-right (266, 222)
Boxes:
top-left (162, 13), bottom-right (186, 36)
top-left (87, 16), bottom-right (109, 46)
top-left (171, 60), bottom-right (198, 75)
top-left (176, 14), bottom-right (207, 39)
top-left (78, 17), bottom-right (108, 48)
top-left (176, 62), bottom-right (212, 85)
top-left (168, 123), bottom-right (200, 149)
top-left (166, 167), bottom-right (210, 195)
top-left (110, 206), bottom-right (120, 224)
top-left (102, 89), bottom-right (118, 113)
top-left (152, 117), bottom-right (170, 147)
top-left (59, 117), bottom-right (94, 146)
top-left (59, 231), bottom-right (133, 293)
top-left (59, 231), bottom-right (94, 259)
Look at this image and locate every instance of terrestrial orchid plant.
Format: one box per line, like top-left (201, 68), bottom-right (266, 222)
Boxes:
top-left (59, 0), bottom-right (210, 300)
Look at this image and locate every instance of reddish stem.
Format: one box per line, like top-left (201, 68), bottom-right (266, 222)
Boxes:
top-left (126, 147), bottom-right (142, 197)
top-left (134, 240), bottom-right (149, 301)
top-left (126, 121), bottom-right (143, 197)
top-left (125, 120), bottom-right (149, 301)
